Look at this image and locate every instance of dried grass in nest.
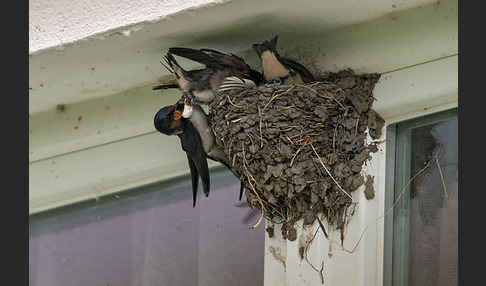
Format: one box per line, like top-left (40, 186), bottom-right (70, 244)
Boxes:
top-left (208, 70), bottom-right (384, 241)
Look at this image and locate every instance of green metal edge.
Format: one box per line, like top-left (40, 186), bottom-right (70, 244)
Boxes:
top-left (29, 164), bottom-right (229, 222)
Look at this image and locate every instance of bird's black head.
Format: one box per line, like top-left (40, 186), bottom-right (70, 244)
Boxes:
top-left (154, 104), bottom-right (185, 135)
top-left (252, 35), bottom-right (279, 57)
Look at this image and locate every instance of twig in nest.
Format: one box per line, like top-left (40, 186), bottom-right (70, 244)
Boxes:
top-left (340, 206), bottom-right (348, 246)
top-left (262, 86), bottom-right (295, 111)
top-left (280, 105), bottom-right (296, 110)
top-left (316, 216), bottom-right (329, 239)
top-left (333, 125), bottom-right (337, 153)
top-left (290, 139), bottom-right (310, 167)
top-left (242, 142), bottom-right (266, 229)
top-left (279, 126), bottom-right (299, 132)
top-left (435, 156), bottom-right (448, 199)
top-left (297, 84), bottom-right (346, 110)
top-left (313, 159), bottom-right (325, 177)
top-left (286, 135), bottom-right (294, 145)
top-left (226, 95), bottom-right (244, 108)
top-left (258, 106), bottom-right (264, 148)
top-left (304, 228), bottom-right (325, 284)
top-left (354, 117), bottom-right (360, 136)
top-left (289, 129), bottom-right (316, 140)
top-left (342, 158), bottom-right (434, 254)
top-left (227, 137), bottom-right (234, 164)
top-left (310, 143), bottom-right (353, 200)
top-left (245, 177), bottom-right (264, 229)
top-left (248, 133), bottom-right (257, 153)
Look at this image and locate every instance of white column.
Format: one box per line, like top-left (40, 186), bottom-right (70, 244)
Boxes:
top-left (264, 132), bottom-right (387, 286)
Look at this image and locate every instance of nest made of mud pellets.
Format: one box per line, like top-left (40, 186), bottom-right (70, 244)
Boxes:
top-left (209, 70), bottom-right (384, 241)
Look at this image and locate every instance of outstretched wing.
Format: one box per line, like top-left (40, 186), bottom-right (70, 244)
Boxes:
top-left (152, 83), bottom-right (179, 90)
top-left (169, 47), bottom-right (224, 68)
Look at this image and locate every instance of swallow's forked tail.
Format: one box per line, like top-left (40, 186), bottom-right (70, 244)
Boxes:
top-left (152, 83), bottom-right (179, 90)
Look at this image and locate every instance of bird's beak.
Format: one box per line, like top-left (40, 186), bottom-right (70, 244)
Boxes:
top-left (173, 109), bottom-right (182, 121)
top-left (182, 102), bottom-right (194, 119)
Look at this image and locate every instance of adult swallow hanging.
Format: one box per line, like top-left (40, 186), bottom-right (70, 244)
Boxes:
top-left (154, 103), bottom-right (210, 207)
top-left (181, 101), bottom-right (248, 201)
top-left (152, 48), bottom-right (264, 104)
top-left (252, 35), bottom-right (315, 84)
top-left (154, 102), bottom-right (246, 206)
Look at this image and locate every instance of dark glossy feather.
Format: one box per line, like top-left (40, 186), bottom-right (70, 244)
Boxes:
top-left (186, 154), bottom-right (199, 207)
top-left (177, 121), bottom-right (210, 206)
top-left (279, 57), bottom-right (315, 83)
top-left (169, 47), bottom-right (222, 68)
top-left (168, 47), bottom-right (264, 85)
top-left (152, 83), bottom-right (179, 90)
top-left (239, 182), bottom-right (245, 201)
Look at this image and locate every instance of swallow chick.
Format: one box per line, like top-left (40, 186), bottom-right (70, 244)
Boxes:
top-left (252, 35), bottom-right (315, 85)
top-left (153, 48), bottom-right (263, 104)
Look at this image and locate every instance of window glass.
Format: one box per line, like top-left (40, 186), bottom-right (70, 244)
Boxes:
top-left (385, 109), bottom-right (457, 286)
top-left (409, 117), bottom-right (458, 286)
top-left (29, 170), bottom-right (264, 286)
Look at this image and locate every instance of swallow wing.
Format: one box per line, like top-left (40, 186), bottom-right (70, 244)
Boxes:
top-left (178, 121), bottom-right (211, 205)
top-left (169, 47), bottom-right (247, 70)
top-left (247, 69), bottom-right (265, 85)
top-left (186, 153), bottom-right (200, 207)
top-left (189, 144), bottom-right (210, 198)
top-left (239, 182), bottom-right (245, 201)
top-left (169, 47), bottom-right (263, 85)
top-left (169, 47), bottom-right (223, 68)
top-left (152, 83), bottom-right (179, 90)
top-left (280, 57), bottom-right (315, 83)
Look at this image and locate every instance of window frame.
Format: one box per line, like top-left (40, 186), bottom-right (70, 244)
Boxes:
top-left (383, 108), bottom-right (457, 286)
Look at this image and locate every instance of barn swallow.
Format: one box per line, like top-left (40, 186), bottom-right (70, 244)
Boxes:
top-left (179, 102), bottom-right (248, 201)
top-left (252, 35), bottom-right (315, 84)
top-left (154, 102), bottom-right (246, 206)
top-left (186, 103), bottom-right (248, 201)
top-left (152, 48), bottom-right (264, 104)
top-left (154, 104), bottom-right (210, 207)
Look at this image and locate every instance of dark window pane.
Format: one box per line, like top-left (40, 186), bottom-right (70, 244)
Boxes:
top-left (29, 170), bottom-right (264, 286)
top-left (409, 117), bottom-right (458, 286)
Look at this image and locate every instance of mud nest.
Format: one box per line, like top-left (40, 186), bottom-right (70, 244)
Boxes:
top-left (208, 70), bottom-right (384, 241)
